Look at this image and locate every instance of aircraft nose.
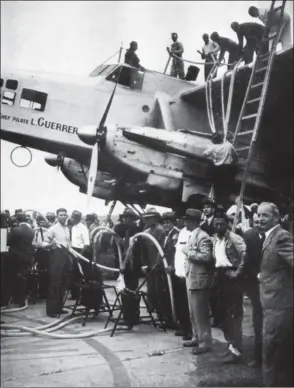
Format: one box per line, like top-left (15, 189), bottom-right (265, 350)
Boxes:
top-left (77, 125), bottom-right (97, 146)
top-left (45, 155), bottom-right (62, 167)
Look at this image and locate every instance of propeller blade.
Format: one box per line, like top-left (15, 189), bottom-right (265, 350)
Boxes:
top-left (86, 143), bottom-right (99, 208)
top-left (97, 68), bottom-right (122, 131)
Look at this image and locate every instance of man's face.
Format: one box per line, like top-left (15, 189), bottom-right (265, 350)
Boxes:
top-left (253, 214), bottom-right (260, 229)
top-left (163, 219), bottom-right (174, 233)
top-left (203, 34), bottom-right (209, 44)
top-left (172, 34), bottom-right (177, 42)
top-left (257, 204), bottom-right (279, 232)
top-left (36, 217), bottom-right (42, 227)
top-left (214, 218), bottom-right (228, 236)
top-left (184, 219), bottom-right (198, 231)
top-left (122, 216), bottom-right (133, 226)
top-left (71, 213), bottom-right (80, 225)
top-left (86, 219), bottom-right (92, 229)
top-left (203, 205), bottom-right (214, 218)
top-left (145, 216), bottom-right (157, 227)
top-left (57, 211), bottom-right (68, 225)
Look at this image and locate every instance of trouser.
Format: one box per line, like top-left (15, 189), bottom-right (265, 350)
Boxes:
top-left (147, 268), bottom-right (174, 326)
top-left (186, 282), bottom-right (212, 348)
top-left (171, 58), bottom-right (185, 79)
top-left (243, 39), bottom-right (269, 65)
top-left (262, 308), bottom-right (293, 387)
top-left (212, 164), bottom-right (238, 208)
top-left (243, 278), bottom-right (263, 364)
top-left (1, 252), bottom-right (12, 306)
top-left (210, 285), bottom-right (221, 325)
top-left (204, 55), bottom-right (217, 81)
top-left (46, 248), bottom-right (73, 315)
top-left (227, 50), bottom-right (240, 70)
top-left (70, 247), bottom-right (83, 299)
top-left (216, 268), bottom-right (243, 351)
top-left (121, 271), bottom-right (140, 324)
top-left (173, 275), bottom-right (192, 335)
top-left (9, 252), bottom-right (31, 306)
top-left (34, 249), bottom-right (50, 298)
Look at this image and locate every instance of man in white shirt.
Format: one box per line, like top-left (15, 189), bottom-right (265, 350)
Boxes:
top-left (33, 215), bottom-right (49, 298)
top-left (41, 208), bottom-right (73, 317)
top-left (212, 213), bottom-right (246, 364)
top-left (248, 5), bottom-right (292, 50)
top-left (170, 224), bottom-right (192, 340)
top-left (69, 210), bottom-right (90, 299)
top-left (203, 131), bottom-right (238, 208)
top-left (199, 33), bottom-right (219, 81)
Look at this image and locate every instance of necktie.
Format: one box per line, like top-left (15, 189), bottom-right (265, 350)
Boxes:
top-left (40, 227), bottom-right (44, 242)
top-left (260, 233), bottom-right (266, 246)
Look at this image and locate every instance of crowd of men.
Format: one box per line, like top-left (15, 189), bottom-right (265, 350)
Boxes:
top-left (1, 196), bottom-right (292, 387)
top-left (124, 4), bottom-right (291, 81)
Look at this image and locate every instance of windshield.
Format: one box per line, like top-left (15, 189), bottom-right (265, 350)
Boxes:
top-left (89, 64), bottom-right (118, 77)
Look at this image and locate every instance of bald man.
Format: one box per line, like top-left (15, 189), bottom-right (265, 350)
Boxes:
top-left (257, 202), bottom-right (293, 387)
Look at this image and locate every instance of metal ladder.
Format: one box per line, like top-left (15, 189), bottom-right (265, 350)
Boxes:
top-left (232, 0), bottom-right (287, 231)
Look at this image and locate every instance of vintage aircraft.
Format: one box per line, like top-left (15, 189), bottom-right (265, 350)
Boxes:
top-left (0, 44), bottom-right (293, 211)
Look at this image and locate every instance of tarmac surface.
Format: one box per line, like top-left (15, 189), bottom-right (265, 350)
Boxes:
top-left (1, 281), bottom-right (263, 387)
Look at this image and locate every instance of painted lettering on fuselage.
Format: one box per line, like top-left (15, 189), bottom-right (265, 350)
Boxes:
top-left (1, 114), bottom-right (78, 135)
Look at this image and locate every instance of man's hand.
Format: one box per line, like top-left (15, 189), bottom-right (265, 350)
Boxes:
top-left (182, 246), bottom-right (189, 256)
top-left (166, 47), bottom-right (171, 53)
top-left (165, 266), bottom-right (174, 275)
top-left (226, 270), bottom-right (238, 279)
top-left (141, 265), bottom-right (149, 275)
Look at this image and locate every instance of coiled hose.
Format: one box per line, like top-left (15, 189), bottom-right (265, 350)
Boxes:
top-left (1, 229), bottom-right (177, 336)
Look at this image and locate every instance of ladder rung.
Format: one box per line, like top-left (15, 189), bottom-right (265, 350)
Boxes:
top-left (251, 82), bottom-right (264, 89)
top-left (236, 146), bottom-right (251, 152)
top-left (259, 53), bottom-right (270, 62)
top-left (237, 130), bottom-right (254, 136)
top-left (255, 66), bottom-right (267, 74)
top-left (247, 97), bottom-right (261, 104)
top-left (241, 113), bottom-right (258, 120)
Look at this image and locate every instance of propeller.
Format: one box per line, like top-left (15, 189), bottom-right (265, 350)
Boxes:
top-left (86, 68), bottom-right (122, 208)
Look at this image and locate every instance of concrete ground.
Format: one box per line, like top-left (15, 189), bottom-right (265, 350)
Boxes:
top-left (1, 281), bottom-right (263, 387)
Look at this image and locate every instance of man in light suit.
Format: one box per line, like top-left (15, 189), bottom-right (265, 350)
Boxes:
top-left (182, 209), bottom-right (214, 355)
top-left (257, 202), bottom-right (293, 387)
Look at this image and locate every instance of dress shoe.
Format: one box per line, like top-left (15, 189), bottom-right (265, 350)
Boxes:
top-left (182, 333), bottom-right (192, 341)
top-left (192, 346), bottom-right (211, 355)
top-left (183, 340), bottom-right (198, 347)
top-left (47, 313), bottom-right (58, 318)
top-left (222, 352), bottom-right (242, 364)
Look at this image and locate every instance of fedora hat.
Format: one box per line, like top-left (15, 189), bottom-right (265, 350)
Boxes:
top-left (162, 211), bottom-right (176, 223)
top-left (202, 197), bottom-right (216, 208)
top-left (142, 207), bottom-right (161, 219)
top-left (182, 208), bottom-right (202, 222)
top-left (120, 208), bottom-right (138, 219)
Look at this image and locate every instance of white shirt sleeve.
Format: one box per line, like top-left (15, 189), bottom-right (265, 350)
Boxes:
top-left (82, 224), bottom-right (90, 246)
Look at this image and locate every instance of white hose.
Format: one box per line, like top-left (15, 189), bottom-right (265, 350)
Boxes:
top-left (130, 232), bottom-right (177, 325)
top-left (1, 301), bottom-right (29, 313)
top-left (205, 61), bottom-right (219, 133)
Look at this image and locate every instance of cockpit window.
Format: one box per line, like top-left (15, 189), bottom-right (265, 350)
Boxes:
top-left (89, 64), bottom-right (118, 77)
top-left (20, 88), bottom-right (48, 112)
top-left (1, 91), bottom-right (16, 106)
top-left (106, 65), bottom-right (144, 90)
top-left (6, 79), bottom-right (18, 90)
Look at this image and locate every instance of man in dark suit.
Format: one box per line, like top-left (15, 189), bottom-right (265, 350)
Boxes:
top-left (7, 212), bottom-right (35, 306)
top-left (257, 202), bottom-right (293, 387)
top-left (242, 213), bottom-right (264, 367)
top-left (182, 209), bottom-right (214, 355)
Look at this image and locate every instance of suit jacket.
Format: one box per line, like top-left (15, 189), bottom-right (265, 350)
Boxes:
top-left (242, 227), bottom-right (263, 280)
top-left (163, 226), bottom-right (180, 267)
top-left (260, 225), bottom-right (293, 310)
top-left (7, 223), bottom-right (34, 264)
top-left (212, 231), bottom-right (246, 275)
top-left (200, 217), bottom-right (215, 237)
top-left (184, 227), bottom-right (214, 290)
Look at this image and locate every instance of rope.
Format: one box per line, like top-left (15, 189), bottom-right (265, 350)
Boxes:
top-left (221, 58), bottom-right (243, 139)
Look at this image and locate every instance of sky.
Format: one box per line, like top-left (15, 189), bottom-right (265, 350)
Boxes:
top-left (1, 0), bottom-right (288, 215)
